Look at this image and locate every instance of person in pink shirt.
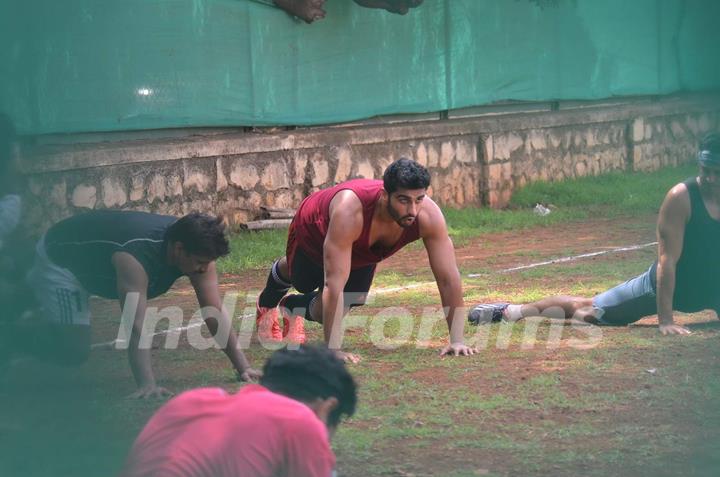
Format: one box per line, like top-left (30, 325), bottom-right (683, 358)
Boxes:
top-left (120, 344), bottom-right (356, 477)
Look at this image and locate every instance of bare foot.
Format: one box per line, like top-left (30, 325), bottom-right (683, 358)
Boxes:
top-left (274, 0), bottom-right (326, 23)
top-left (353, 0), bottom-right (423, 15)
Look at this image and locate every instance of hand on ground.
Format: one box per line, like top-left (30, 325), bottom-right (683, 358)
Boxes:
top-left (237, 368), bottom-right (263, 382)
top-left (127, 385), bottom-right (174, 400)
top-left (659, 323), bottom-right (691, 335)
top-left (440, 343), bottom-right (478, 357)
top-left (335, 350), bottom-right (361, 364)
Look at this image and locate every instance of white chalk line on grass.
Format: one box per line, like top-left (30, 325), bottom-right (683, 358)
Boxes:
top-left (90, 241), bottom-right (657, 350)
top-left (467, 241), bottom-right (658, 277)
top-left (91, 317), bottom-right (253, 350)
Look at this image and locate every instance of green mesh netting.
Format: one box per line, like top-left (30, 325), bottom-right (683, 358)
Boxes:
top-left (1, 0), bottom-right (718, 135)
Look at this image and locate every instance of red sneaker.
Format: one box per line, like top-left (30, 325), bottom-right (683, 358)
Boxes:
top-left (255, 299), bottom-right (282, 342)
top-left (278, 296), bottom-right (306, 344)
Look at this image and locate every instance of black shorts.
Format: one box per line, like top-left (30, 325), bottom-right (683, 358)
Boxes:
top-left (289, 248), bottom-right (376, 308)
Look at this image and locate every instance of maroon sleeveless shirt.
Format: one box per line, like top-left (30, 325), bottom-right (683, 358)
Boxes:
top-left (287, 179), bottom-right (421, 270)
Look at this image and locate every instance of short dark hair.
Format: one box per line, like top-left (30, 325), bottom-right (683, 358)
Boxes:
top-left (383, 158), bottom-right (431, 194)
top-left (260, 344), bottom-right (357, 427)
top-left (699, 132), bottom-right (720, 155)
top-left (165, 212), bottom-right (229, 259)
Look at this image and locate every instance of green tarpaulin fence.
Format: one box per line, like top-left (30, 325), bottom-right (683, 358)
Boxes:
top-left (1, 0), bottom-right (718, 135)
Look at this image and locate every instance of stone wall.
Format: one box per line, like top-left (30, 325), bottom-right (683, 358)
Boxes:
top-left (484, 121), bottom-right (630, 207)
top-left (630, 113), bottom-right (716, 172)
top-left (20, 94), bottom-right (720, 233)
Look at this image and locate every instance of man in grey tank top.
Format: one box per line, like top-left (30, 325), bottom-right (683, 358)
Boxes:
top-left (4, 211), bottom-right (260, 399)
top-left (468, 132), bottom-right (720, 336)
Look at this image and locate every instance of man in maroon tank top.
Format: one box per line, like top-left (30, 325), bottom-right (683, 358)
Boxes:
top-left (256, 158), bottom-right (477, 362)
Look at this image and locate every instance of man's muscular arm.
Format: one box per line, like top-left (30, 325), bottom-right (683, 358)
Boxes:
top-left (420, 199), bottom-right (477, 357)
top-left (656, 183), bottom-right (692, 335)
top-left (190, 262), bottom-right (261, 381)
top-left (322, 191), bottom-right (363, 358)
top-left (113, 252), bottom-right (173, 399)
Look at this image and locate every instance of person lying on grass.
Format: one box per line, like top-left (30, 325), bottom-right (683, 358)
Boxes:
top-left (469, 132), bottom-right (720, 336)
top-left (256, 158), bottom-right (477, 362)
top-left (121, 344), bottom-right (356, 477)
top-left (5, 211), bottom-right (259, 399)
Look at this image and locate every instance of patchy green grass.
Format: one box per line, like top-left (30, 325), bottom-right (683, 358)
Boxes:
top-left (509, 163), bottom-right (695, 210)
top-left (322, 237), bottom-right (720, 476)
top-left (216, 229), bottom-right (287, 274)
